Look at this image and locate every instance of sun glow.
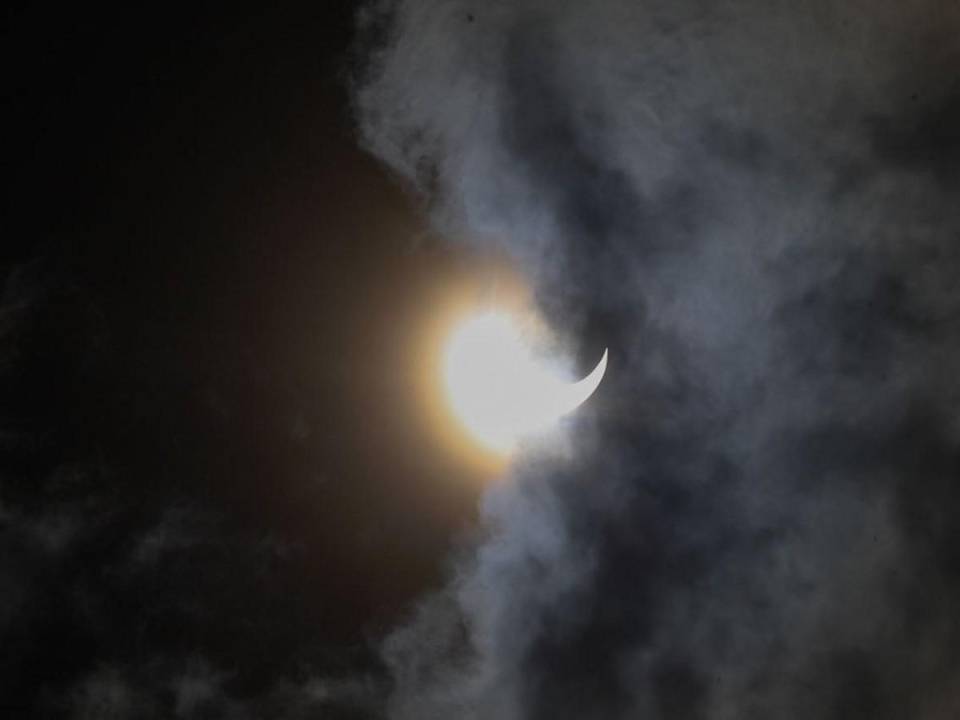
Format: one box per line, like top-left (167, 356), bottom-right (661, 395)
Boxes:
top-left (441, 310), bottom-right (606, 457)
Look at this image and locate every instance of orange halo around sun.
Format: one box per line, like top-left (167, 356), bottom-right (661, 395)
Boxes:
top-left (414, 259), bottom-right (532, 474)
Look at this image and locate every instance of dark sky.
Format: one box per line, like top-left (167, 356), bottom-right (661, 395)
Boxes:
top-left (5, 3), bottom-right (960, 719)
top-left (4, 4), bottom-right (483, 716)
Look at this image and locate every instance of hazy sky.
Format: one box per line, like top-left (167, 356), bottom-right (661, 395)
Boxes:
top-left (4, 2), bottom-right (960, 718)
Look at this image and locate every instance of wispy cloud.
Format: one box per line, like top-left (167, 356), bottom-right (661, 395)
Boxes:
top-left (355, 1), bottom-right (960, 716)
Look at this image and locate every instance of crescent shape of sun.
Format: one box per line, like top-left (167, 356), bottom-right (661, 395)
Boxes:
top-left (441, 311), bottom-right (607, 456)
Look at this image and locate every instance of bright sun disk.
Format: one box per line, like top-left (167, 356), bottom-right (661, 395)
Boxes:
top-left (441, 311), bottom-right (606, 457)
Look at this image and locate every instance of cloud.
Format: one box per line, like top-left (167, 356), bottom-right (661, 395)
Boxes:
top-left (57, 659), bottom-right (384, 720)
top-left (355, 1), bottom-right (960, 717)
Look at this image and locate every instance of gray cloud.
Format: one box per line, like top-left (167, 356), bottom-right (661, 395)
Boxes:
top-left (0, 484), bottom-right (386, 719)
top-left (355, 1), bottom-right (960, 717)
top-left (58, 659), bottom-right (383, 720)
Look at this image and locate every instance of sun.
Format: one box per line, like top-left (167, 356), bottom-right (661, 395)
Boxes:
top-left (441, 310), bottom-right (606, 457)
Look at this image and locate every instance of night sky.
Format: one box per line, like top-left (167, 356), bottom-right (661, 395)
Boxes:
top-left (5, 4), bottom-right (481, 715)
top-left (4, 2), bottom-right (960, 719)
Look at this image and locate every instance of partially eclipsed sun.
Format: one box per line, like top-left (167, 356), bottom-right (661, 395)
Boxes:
top-left (441, 311), bottom-right (607, 456)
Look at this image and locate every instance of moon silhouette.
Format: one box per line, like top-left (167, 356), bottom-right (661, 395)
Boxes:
top-left (441, 311), bottom-right (607, 456)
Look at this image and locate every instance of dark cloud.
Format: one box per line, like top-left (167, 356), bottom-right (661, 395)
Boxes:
top-left (870, 87), bottom-right (960, 189)
top-left (356, 1), bottom-right (960, 717)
